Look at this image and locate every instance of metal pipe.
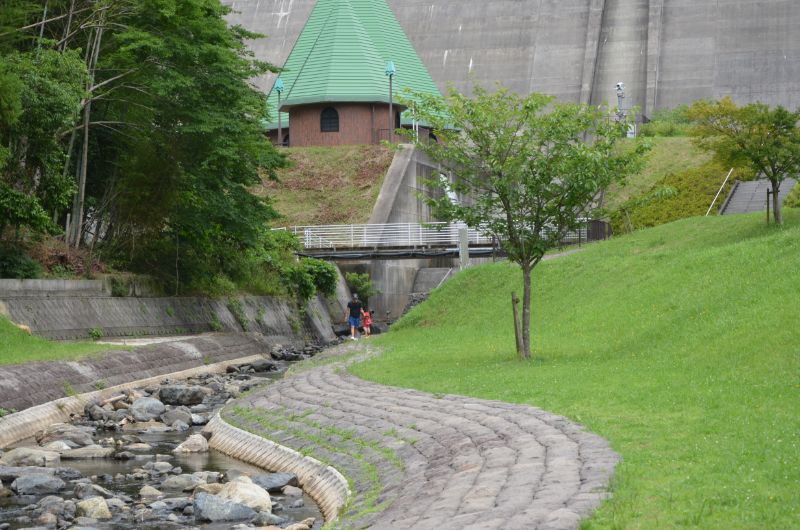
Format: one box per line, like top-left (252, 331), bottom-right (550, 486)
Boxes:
top-left (705, 168), bottom-right (734, 216)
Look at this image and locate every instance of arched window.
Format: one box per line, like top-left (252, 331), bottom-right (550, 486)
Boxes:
top-left (320, 107), bottom-right (339, 132)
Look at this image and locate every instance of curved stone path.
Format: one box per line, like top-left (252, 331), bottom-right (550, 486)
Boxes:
top-left (223, 345), bottom-right (619, 530)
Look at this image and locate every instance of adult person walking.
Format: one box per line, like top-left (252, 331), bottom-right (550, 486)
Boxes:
top-left (344, 293), bottom-right (363, 340)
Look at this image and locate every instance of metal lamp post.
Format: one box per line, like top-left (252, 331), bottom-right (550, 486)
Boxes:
top-left (275, 78), bottom-right (284, 146)
top-left (385, 61), bottom-right (396, 142)
top-left (615, 81), bottom-right (625, 122)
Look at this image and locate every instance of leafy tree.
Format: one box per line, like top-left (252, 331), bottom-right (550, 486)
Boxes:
top-left (402, 85), bottom-right (647, 359)
top-left (688, 97), bottom-right (800, 225)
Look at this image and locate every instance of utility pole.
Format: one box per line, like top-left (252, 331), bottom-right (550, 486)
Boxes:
top-left (275, 78), bottom-right (284, 147)
top-left (385, 61), bottom-right (396, 142)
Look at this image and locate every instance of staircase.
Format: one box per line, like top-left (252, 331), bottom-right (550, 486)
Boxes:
top-left (719, 179), bottom-right (797, 215)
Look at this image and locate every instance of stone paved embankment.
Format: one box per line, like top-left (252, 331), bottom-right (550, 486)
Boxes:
top-left (224, 345), bottom-right (619, 530)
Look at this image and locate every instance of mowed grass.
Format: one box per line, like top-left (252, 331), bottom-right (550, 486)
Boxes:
top-left (0, 316), bottom-right (111, 365)
top-left (350, 210), bottom-right (800, 529)
top-left (256, 144), bottom-right (394, 227)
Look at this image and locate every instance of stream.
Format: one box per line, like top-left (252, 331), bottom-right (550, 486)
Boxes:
top-left (0, 344), bottom-right (326, 530)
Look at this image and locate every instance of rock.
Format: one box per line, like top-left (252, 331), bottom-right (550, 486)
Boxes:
top-left (36, 511), bottom-right (58, 527)
top-left (281, 485), bottom-right (303, 497)
top-left (0, 447), bottom-right (60, 467)
top-left (194, 483), bottom-right (224, 495)
top-left (216, 476), bottom-right (271, 513)
top-left (139, 485), bottom-right (162, 499)
top-left (11, 474), bottom-right (65, 495)
top-left (163, 497), bottom-right (192, 511)
top-left (37, 496), bottom-right (66, 515)
top-left (61, 445), bottom-right (115, 460)
top-left (85, 404), bottom-right (107, 421)
top-left (124, 442), bottom-right (152, 452)
top-left (252, 511), bottom-right (287, 526)
top-left (288, 498), bottom-right (305, 508)
top-left (40, 441), bottom-right (72, 453)
top-left (172, 434), bottom-right (208, 453)
top-left (149, 500), bottom-right (168, 511)
top-left (171, 420), bottom-right (190, 432)
top-left (161, 473), bottom-right (204, 491)
top-left (161, 408), bottom-right (192, 427)
top-left (74, 483), bottom-right (115, 499)
top-left (190, 414), bottom-right (208, 426)
top-left (152, 462), bottom-right (173, 474)
top-left (129, 397), bottom-right (166, 422)
top-left (36, 424), bottom-right (94, 447)
top-left (106, 497), bottom-right (127, 510)
top-left (251, 472), bottom-right (299, 492)
top-left (250, 360), bottom-right (277, 372)
top-left (158, 385), bottom-right (205, 406)
top-left (193, 492), bottom-right (256, 522)
top-left (76, 497), bottom-right (112, 520)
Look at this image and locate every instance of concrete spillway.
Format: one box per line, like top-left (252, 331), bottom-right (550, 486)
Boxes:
top-left (223, 0), bottom-right (800, 114)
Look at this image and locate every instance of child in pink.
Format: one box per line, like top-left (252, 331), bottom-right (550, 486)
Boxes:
top-left (361, 307), bottom-right (373, 337)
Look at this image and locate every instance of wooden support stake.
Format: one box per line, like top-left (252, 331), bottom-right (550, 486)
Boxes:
top-left (511, 292), bottom-right (524, 356)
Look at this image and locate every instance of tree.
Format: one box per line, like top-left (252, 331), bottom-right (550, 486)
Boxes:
top-left (402, 85), bottom-right (647, 358)
top-left (688, 97), bottom-right (800, 225)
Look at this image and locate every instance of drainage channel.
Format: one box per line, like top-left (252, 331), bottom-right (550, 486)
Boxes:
top-left (0, 345), bottom-right (326, 530)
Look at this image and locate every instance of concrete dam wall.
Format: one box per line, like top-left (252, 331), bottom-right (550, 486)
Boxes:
top-left (224, 0), bottom-right (800, 114)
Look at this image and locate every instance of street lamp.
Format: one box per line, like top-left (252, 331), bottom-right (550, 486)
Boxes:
top-left (385, 61), bottom-right (396, 142)
top-left (275, 77), bottom-right (284, 146)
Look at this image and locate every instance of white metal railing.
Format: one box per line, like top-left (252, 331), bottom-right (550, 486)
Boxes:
top-left (706, 168), bottom-right (735, 216)
top-left (280, 222), bottom-right (493, 250)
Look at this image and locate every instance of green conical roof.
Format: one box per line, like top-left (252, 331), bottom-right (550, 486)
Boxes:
top-left (264, 0), bottom-right (441, 129)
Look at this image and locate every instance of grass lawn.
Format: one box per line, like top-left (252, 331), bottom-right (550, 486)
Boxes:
top-left (0, 316), bottom-right (112, 365)
top-left (256, 145), bottom-right (394, 227)
top-left (603, 137), bottom-right (710, 212)
top-left (350, 210), bottom-right (800, 529)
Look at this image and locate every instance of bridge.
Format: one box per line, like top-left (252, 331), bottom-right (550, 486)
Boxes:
top-left (276, 221), bottom-right (608, 260)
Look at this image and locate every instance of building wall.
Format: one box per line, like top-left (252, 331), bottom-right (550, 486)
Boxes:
top-left (224, 0), bottom-right (800, 117)
top-left (288, 103), bottom-right (402, 147)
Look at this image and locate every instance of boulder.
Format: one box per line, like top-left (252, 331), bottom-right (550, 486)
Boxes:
top-left (124, 442), bottom-right (152, 452)
top-left (281, 485), bottom-right (303, 498)
top-left (61, 445), bottom-right (115, 460)
top-left (37, 495), bottom-right (66, 515)
top-left (130, 397), bottom-right (166, 422)
top-left (250, 360), bottom-right (277, 372)
top-left (251, 472), bottom-right (299, 493)
top-left (11, 474), bottom-right (65, 495)
top-left (193, 492), bottom-right (256, 522)
top-left (36, 511), bottom-right (58, 527)
top-left (190, 414), bottom-right (208, 426)
top-left (194, 482), bottom-right (224, 495)
top-left (139, 485), bottom-right (163, 499)
top-left (158, 385), bottom-right (205, 406)
top-left (161, 474), bottom-right (204, 491)
top-left (0, 447), bottom-right (60, 467)
top-left (152, 462), bottom-right (173, 474)
top-left (286, 518), bottom-right (317, 530)
top-left (172, 434), bottom-right (208, 454)
top-left (36, 424), bottom-right (94, 447)
top-left (40, 441), bottom-right (72, 453)
top-left (216, 476), bottom-right (271, 513)
top-left (161, 408), bottom-right (192, 427)
top-left (253, 511), bottom-right (287, 526)
top-left (76, 497), bottom-right (112, 520)
top-left (171, 420), bottom-right (190, 432)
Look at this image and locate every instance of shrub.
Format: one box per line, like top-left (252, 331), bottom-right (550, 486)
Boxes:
top-left (783, 184), bottom-right (800, 209)
top-left (639, 105), bottom-right (694, 137)
top-left (300, 258), bottom-right (338, 297)
top-left (88, 328), bottom-right (103, 341)
top-left (227, 298), bottom-right (249, 331)
top-left (0, 246), bottom-right (42, 279)
top-left (345, 272), bottom-right (380, 302)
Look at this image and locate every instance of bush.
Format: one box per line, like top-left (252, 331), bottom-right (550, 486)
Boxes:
top-left (610, 162), bottom-right (753, 233)
top-left (640, 105), bottom-right (693, 137)
top-left (345, 272), bottom-right (380, 302)
top-left (783, 183), bottom-right (800, 209)
top-left (0, 246), bottom-right (43, 279)
top-left (300, 258), bottom-right (338, 297)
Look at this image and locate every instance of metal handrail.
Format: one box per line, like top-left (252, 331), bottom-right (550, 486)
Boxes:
top-left (706, 168), bottom-right (734, 216)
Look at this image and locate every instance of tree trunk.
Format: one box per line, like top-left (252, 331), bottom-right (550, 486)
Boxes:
top-left (521, 263), bottom-right (532, 359)
top-left (772, 180), bottom-right (782, 225)
top-left (72, 96), bottom-right (91, 247)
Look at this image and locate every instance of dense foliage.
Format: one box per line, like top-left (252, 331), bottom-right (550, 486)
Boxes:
top-left (0, 0), bottom-right (302, 294)
top-left (402, 85), bottom-right (647, 358)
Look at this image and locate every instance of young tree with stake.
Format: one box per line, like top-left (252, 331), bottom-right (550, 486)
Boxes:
top-left (402, 85), bottom-right (648, 359)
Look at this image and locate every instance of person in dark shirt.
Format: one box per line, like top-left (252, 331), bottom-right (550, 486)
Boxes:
top-left (345, 293), bottom-right (363, 340)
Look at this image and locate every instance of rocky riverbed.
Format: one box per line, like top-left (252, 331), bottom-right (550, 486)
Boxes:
top-left (0, 343), bottom-right (327, 530)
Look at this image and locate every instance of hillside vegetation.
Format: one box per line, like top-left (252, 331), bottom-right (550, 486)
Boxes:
top-left (351, 211), bottom-right (800, 529)
top-left (0, 316), bottom-right (111, 366)
top-left (257, 145), bottom-right (394, 227)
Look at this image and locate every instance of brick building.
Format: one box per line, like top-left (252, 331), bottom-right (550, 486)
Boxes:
top-left (264, 0), bottom-right (441, 147)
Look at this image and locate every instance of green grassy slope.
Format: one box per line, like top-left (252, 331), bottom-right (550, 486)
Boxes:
top-left (351, 211), bottom-right (800, 529)
top-left (0, 316), bottom-right (111, 365)
top-left (603, 137), bottom-right (710, 212)
top-left (256, 145), bottom-right (394, 227)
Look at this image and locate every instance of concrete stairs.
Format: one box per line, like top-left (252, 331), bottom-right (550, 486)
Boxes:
top-left (719, 178), bottom-right (797, 215)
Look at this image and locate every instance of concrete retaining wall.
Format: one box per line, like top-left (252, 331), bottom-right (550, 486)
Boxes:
top-left (0, 279), bottom-right (108, 298)
top-left (0, 334), bottom-right (283, 412)
top-left (0, 294), bottom-right (335, 343)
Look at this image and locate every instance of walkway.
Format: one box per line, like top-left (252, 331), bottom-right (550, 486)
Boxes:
top-left (224, 345), bottom-right (619, 530)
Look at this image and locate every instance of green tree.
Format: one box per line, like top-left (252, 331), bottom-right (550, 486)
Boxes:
top-left (403, 85), bottom-right (647, 359)
top-left (688, 97), bottom-right (800, 225)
